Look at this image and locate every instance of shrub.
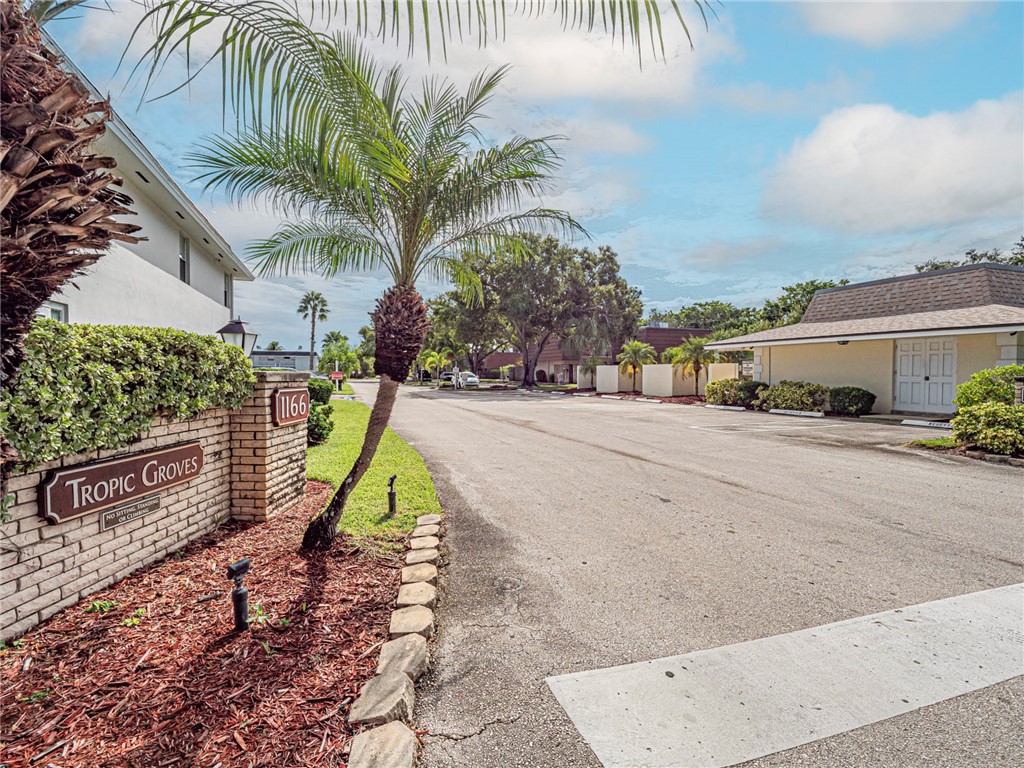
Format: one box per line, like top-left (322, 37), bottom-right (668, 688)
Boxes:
top-left (736, 380), bottom-right (767, 408)
top-left (308, 378), bottom-right (333, 406)
top-left (0, 320), bottom-right (255, 468)
top-left (705, 379), bottom-right (766, 407)
top-left (704, 378), bottom-right (738, 405)
top-left (954, 364), bottom-right (1024, 407)
top-left (829, 386), bottom-right (877, 416)
top-left (753, 380), bottom-right (829, 412)
top-left (952, 403), bottom-right (1024, 456)
top-left (307, 403), bottom-right (335, 446)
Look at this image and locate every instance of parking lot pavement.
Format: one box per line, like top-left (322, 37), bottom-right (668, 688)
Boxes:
top-left (355, 382), bottom-right (1024, 768)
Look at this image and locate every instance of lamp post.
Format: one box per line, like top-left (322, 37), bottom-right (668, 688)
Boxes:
top-left (217, 318), bottom-right (259, 356)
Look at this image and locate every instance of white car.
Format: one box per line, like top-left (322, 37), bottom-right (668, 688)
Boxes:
top-left (460, 372), bottom-right (480, 388)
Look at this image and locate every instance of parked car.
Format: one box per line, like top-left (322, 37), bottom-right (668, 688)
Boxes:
top-left (440, 372), bottom-right (455, 384)
top-left (460, 372), bottom-right (480, 388)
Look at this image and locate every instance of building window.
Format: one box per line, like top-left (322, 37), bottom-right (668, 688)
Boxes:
top-left (223, 273), bottom-right (233, 311)
top-left (178, 234), bottom-right (191, 284)
top-left (35, 300), bottom-right (68, 323)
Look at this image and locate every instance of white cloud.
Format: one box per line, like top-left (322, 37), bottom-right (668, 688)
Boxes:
top-left (796, 1), bottom-right (985, 47)
top-left (711, 75), bottom-right (862, 116)
top-left (763, 94), bottom-right (1024, 234)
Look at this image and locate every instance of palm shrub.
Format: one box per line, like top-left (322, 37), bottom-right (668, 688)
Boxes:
top-left (828, 386), bottom-right (876, 416)
top-left (617, 340), bottom-right (656, 392)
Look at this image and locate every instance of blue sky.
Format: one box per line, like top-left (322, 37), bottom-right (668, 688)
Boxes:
top-left (47, 1), bottom-right (1024, 348)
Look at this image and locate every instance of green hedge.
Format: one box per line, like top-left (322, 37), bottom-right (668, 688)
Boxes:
top-left (753, 380), bottom-right (829, 412)
top-left (0, 320), bottom-right (255, 468)
top-left (705, 378), bottom-right (766, 407)
top-left (307, 403), bottom-right (335, 445)
top-left (952, 402), bottom-right (1024, 456)
top-left (829, 386), bottom-right (877, 416)
top-left (307, 378), bottom-right (333, 406)
top-left (954, 364), bottom-right (1024, 407)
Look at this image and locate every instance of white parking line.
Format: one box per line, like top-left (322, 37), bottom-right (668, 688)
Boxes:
top-left (547, 584), bottom-right (1024, 768)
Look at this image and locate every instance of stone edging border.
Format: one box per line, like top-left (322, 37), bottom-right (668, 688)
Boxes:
top-left (965, 450), bottom-right (1024, 468)
top-left (345, 512), bottom-right (443, 767)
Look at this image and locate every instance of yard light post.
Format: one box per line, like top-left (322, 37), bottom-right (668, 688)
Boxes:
top-left (226, 558), bottom-right (252, 632)
top-left (387, 474), bottom-right (397, 518)
top-left (217, 318), bottom-right (259, 356)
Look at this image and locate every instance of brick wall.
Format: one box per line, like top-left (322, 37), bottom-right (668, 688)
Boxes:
top-left (1, 371), bottom-right (309, 640)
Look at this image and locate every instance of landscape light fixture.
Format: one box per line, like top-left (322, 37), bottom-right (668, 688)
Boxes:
top-left (837, 340), bottom-right (850, 346)
top-left (226, 557), bottom-right (252, 632)
top-left (217, 318), bottom-right (259, 356)
top-left (387, 474), bottom-right (398, 518)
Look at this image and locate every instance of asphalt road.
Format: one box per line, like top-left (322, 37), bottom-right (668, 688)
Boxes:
top-left (352, 382), bottom-right (1024, 768)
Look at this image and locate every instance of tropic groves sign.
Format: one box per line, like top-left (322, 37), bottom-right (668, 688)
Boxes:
top-left (38, 441), bottom-right (204, 525)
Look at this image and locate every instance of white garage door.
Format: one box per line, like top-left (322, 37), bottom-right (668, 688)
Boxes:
top-left (895, 337), bottom-right (957, 413)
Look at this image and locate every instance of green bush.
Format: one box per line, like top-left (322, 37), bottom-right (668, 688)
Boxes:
top-left (952, 403), bottom-right (1024, 456)
top-left (307, 378), bottom-right (333, 406)
top-left (307, 403), bottom-right (335, 446)
top-left (736, 380), bottom-right (767, 408)
top-left (0, 320), bottom-right (255, 468)
top-left (753, 380), bottom-right (829, 412)
top-left (705, 378), bottom-right (765, 407)
top-left (954, 364), bottom-right (1024, 407)
top-left (829, 386), bottom-right (877, 416)
top-left (704, 378), bottom-right (738, 405)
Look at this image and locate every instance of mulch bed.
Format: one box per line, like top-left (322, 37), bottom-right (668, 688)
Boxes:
top-left (0, 481), bottom-right (401, 768)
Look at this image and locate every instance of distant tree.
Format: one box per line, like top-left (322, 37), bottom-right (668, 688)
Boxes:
top-left (356, 326), bottom-right (375, 377)
top-left (760, 279), bottom-right (848, 327)
top-left (915, 237), bottom-right (1024, 272)
top-left (617, 340), bottom-right (656, 392)
top-left (579, 357), bottom-right (602, 389)
top-left (264, 340), bottom-right (283, 350)
top-left (422, 349), bottom-right (452, 387)
top-left (562, 245), bottom-right (643, 361)
top-left (429, 284), bottom-right (508, 375)
top-left (647, 301), bottom-right (756, 333)
top-left (663, 336), bottom-right (713, 395)
top-left (322, 330), bottom-right (346, 348)
top-left (297, 291), bottom-right (329, 370)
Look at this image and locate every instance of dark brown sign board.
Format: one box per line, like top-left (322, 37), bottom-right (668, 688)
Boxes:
top-left (39, 441), bottom-right (203, 525)
top-left (100, 495), bottom-right (160, 531)
top-left (272, 387), bottom-right (311, 426)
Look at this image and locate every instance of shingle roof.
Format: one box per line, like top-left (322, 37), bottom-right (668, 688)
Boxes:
top-left (802, 263), bottom-right (1024, 322)
top-left (707, 264), bottom-right (1024, 349)
top-left (706, 305), bottom-right (1024, 348)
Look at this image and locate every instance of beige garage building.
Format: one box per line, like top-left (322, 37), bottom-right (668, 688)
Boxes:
top-left (706, 264), bottom-right (1024, 415)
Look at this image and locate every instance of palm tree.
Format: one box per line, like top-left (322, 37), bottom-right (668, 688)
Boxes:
top-left (322, 330), bottom-right (346, 348)
top-left (617, 340), bottom-right (656, 392)
top-left (1, 1), bottom-right (142, 489)
top-left (579, 357), bottom-right (602, 389)
top-left (134, 2), bottom-right (714, 92)
top-left (297, 291), bottom-right (329, 371)
top-left (188, 32), bottom-right (576, 549)
top-left (663, 336), bottom-right (714, 395)
top-left (422, 349), bottom-right (453, 388)
top-left (264, 340), bottom-right (283, 350)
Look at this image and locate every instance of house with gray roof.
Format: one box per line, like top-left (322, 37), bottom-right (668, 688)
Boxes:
top-left (706, 263), bottom-right (1024, 415)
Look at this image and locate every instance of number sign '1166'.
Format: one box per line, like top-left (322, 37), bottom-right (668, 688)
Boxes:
top-left (272, 388), bottom-right (310, 426)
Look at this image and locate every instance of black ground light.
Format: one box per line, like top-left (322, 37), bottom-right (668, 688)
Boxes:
top-left (227, 558), bottom-right (251, 632)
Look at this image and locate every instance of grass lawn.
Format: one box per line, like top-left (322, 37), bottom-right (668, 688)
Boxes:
top-left (306, 400), bottom-right (440, 537)
top-left (909, 436), bottom-right (958, 449)
top-left (337, 381), bottom-right (354, 395)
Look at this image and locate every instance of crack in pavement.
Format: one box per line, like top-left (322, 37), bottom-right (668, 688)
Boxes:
top-left (427, 715), bottom-right (524, 742)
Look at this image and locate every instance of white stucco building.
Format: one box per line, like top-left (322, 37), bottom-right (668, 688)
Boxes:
top-left (37, 37), bottom-right (254, 333)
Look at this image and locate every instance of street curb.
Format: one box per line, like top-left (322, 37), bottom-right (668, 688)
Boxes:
top-left (347, 512), bottom-right (445, 768)
top-left (965, 450), bottom-right (1024, 468)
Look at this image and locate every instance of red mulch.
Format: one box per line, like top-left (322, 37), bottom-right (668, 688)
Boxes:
top-left (0, 481), bottom-right (401, 768)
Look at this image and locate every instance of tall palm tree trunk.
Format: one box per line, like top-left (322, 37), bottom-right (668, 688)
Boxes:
top-left (302, 285), bottom-right (428, 550)
top-left (309, 317), bottom-right (316, 371)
